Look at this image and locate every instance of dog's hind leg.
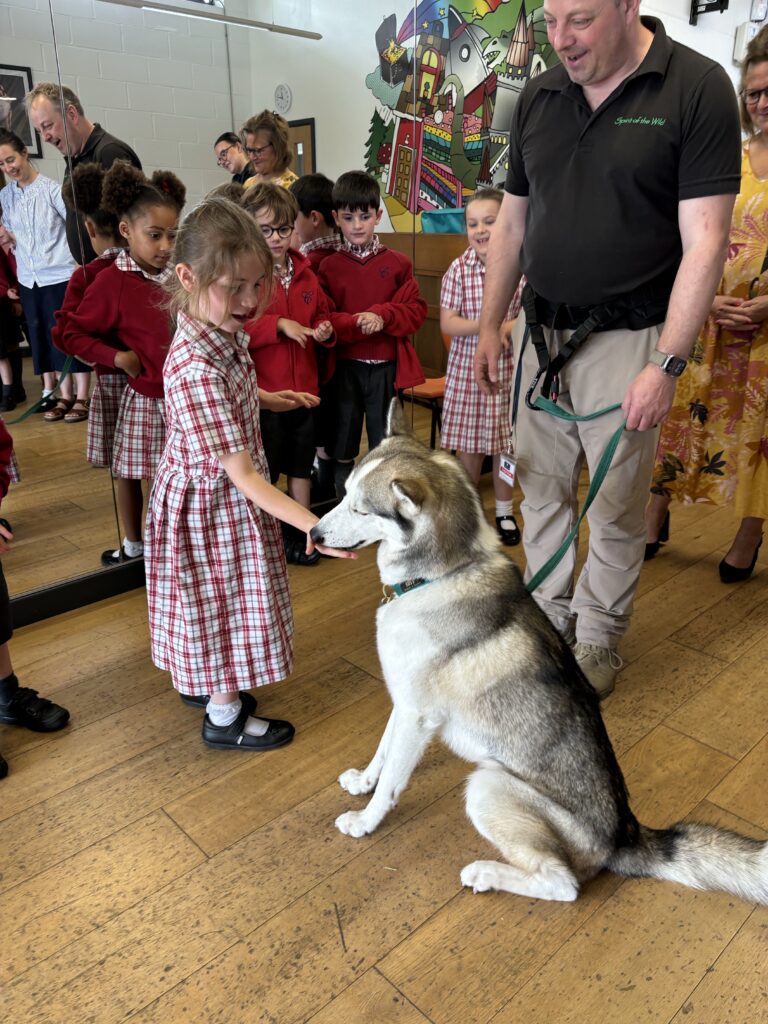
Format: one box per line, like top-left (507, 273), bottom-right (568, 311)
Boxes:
top-left (338, 709), bottom-right (396, 796)
top-left (461, 767), bottom-right (579, 902)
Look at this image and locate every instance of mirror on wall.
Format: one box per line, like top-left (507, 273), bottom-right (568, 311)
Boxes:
top-left (0, 0), bottom-right (476, 609)
top-left (0, 0), bottom-right (123, 597)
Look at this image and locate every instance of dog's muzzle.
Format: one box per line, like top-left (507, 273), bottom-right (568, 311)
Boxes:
top-left (309, 524), bottom-right (324, 545)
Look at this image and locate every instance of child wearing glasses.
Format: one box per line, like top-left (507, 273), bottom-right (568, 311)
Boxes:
top-left (241, 184), bottom-right (334, 565)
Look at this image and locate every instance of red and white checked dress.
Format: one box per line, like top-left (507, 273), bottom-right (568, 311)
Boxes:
top-left (440, 247), bottom-right (519, 455)
top-left (145, 313), bottom-right (293, 695)
top-left (87, 373), bottom-right (128, 468)
top-left (111, 388), bottom-right (165, 479)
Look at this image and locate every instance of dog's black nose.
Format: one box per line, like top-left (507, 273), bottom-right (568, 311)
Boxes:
top-left (310, 524), bottom-right (324, 544)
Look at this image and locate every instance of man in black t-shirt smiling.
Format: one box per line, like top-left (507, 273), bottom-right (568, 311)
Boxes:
top-left (476, 0), bottom-right (741, 697)
top-left (26, 83), bottom-right (141, 264)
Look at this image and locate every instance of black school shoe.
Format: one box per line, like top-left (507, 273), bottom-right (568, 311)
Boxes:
top-left (101, 547), bottom-right (143, 567)
top-left (0, 681), bottom-right (70, 732)
top-left (496, 514), bottom-right (521, 547)
top-left (202, 700), bottom-right (294, 751)
top-left (284, 534), bottom-right (320, 566)
top-left (0, 750), bottom-right (7, 779)
top-left (180, 691), bottom-right (257, 714)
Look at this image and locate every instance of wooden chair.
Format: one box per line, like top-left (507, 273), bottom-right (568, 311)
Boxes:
top-left (405, 333), bottom-right (451, 448)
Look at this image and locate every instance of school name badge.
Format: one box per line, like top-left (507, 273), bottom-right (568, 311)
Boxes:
top-left (498, 454), bottom-right (516, 487)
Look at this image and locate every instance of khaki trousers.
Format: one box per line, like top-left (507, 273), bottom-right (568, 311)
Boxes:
top-left (511, 317), bottom-right (662, 648)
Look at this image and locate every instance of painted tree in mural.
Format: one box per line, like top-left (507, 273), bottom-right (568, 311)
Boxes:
top-left (364, 110), bottom-right (394, 181)
top-left (364, 0), bottom-right (556, 230)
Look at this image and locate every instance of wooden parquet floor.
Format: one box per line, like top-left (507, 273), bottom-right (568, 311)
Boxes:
top-left (1, 406), bottom-right (766, 1024)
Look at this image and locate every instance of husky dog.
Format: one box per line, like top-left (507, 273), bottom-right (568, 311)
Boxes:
top-left (311, 400), bottom-right (768, 904)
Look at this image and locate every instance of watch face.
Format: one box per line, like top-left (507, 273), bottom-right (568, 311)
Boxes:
top-left (665, 355), bottom-right (687, 377)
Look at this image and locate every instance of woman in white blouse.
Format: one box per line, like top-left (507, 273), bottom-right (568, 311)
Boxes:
top-left (0, 130), bottom-right (90, 421)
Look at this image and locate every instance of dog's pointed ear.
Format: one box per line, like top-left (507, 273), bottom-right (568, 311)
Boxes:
top-left (391, 478), bottom-right (425, 517)
top-left (386, 398), bottom-right (413, 438)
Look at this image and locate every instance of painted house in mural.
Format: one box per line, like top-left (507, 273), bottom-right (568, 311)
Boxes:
top-left (366, 0), bottom-right (551, 227)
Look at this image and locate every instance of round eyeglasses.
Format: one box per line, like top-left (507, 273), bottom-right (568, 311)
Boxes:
top-left (744, 87), bottom-right (768, 106)
top-left (215, 144), bottom-right (238, 165)
top-left (260, 224), bottom-right (293, 238)
top-left (244, 141), bottom-right (274, 158)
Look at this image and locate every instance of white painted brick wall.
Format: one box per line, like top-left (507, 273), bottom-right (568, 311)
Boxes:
top-left (0, 0), bottom-right (752, 218)
top-left (0, 0), bottom-right (255, 207)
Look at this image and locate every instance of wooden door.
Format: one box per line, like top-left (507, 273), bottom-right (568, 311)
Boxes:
top-left (287, 118), bottom-right (315, 176)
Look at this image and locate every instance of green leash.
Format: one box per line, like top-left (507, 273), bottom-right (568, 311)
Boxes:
top-left (5, 355), bottom-right (74, 425)
top-left (525, 395), bottom-right (626, 594)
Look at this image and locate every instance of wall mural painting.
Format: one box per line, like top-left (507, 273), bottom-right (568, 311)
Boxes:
top-left (364, 0), bottom-right (554, 231)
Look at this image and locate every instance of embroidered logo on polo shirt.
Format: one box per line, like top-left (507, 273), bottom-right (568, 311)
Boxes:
top-left (303, 290), bottom-right (313, 304)
top-left (614, 115), bottom-right (667, 126)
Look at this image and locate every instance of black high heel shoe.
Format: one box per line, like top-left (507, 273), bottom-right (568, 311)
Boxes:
top-left (719, 538), bottom-right (763, 584)
top-left (644, 510), bottom-right (670, 562)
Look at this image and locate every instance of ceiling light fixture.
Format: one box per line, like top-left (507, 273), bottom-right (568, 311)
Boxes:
top-left (97, 0), bottom-right (322, 40)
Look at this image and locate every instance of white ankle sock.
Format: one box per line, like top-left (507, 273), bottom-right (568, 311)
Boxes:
top-left (496, 500), bottom-right (515, 520)
top-left (206, 697), bottom-right (269, 736)
top-left (207, 698), bottom-right (242, 726)
top-left (123, 537), bottom-right (144, 557)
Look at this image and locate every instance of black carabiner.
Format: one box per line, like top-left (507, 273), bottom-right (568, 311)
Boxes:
top-left (525, 367), bottom-right (545, 411)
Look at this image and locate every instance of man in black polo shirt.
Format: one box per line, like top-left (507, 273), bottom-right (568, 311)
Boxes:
top-left (476, 0), bottom-right (741, 697)
top-left (26, 83), bottom-right (141, 264)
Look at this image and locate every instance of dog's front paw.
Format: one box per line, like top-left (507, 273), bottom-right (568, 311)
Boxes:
top-left (338, 768), bottom-right (376, 795)
top-left (460, 860), bottom-right (503, 894)
top-left (335, 810), bottom-right (375, 837)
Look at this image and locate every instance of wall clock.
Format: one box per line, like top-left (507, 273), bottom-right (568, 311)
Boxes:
top-left (274, 83), bottom-right (292, 115)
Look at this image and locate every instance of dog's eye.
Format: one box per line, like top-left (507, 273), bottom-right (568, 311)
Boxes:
top-left (353, 508), bottom-right (369, 516)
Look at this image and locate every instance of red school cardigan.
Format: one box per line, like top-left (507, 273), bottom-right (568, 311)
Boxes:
top-left (60, 263), bottom-right (172, 398)
top-left (245, 249), bottom-right (334, 395)
top-left (317, 246), bottom-right (426, 389)
top-left (52, 251), bottom-right (125, 377)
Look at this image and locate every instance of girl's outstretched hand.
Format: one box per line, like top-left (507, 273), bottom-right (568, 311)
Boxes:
top-left (306, 534), bottom-right (358, 560)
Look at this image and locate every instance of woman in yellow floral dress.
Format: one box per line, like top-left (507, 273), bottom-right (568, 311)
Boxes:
top-left (645, 30), bottom-right (768, 582)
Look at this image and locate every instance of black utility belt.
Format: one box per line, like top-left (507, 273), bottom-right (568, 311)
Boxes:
top-left (533, 295), bottom-right (668, 333)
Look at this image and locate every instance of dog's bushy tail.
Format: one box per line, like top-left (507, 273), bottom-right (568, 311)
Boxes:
top-left (607, 823), bottom-right (768, 904)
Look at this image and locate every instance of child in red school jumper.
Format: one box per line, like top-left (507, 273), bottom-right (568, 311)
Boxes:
top-left (0, 419), bottom-right (69, 779)
top-left (317, 170), bottom-right (427, 497)
top-left (290, 173), bottom-right (342, 271)
top-left (52, 163), bottom-right (126, 469)
top-left (241, 183), bottom-right (333, 565)
top-left (146, 197), bottom-right (353, 748)
top-left (440, 188), bottom-right (522, 547)
top-left (290, 172), bottom-right (342, 500)
top-left (0, 227), bottom-right (27, 411)
top-left (62, 161), bottom-right (186, 566)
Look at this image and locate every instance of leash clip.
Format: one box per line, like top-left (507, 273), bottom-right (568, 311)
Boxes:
top-left (525, 367), bottom-right (545, 411)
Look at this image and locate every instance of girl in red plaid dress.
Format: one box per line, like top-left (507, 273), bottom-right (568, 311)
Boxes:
top-left (53, 163), bottom-right (126, 466)
top-left (440, 189), bottom-right (522, 546)
top-left (62, 162), bottom-right (186, 567)
top-left (146, 198), bottom-right (353, 751)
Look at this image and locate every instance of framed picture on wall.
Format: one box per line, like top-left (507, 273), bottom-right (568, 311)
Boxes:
top-left (0, 65), bottom-right (42, 159)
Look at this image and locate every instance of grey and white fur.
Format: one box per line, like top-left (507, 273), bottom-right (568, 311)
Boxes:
top-left (311, 400), bottom-right (768, 904)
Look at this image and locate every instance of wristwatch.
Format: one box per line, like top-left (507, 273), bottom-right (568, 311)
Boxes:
top-left (648, 348), bottom-right (687, 377)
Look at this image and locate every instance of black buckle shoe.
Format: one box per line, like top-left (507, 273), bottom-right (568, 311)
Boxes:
top-left (202, 702), bottom-right (294, 751)
top-left (496, 514), bottom-right (521, 547)
top-left (101, 547), bottom-right (143, 567)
